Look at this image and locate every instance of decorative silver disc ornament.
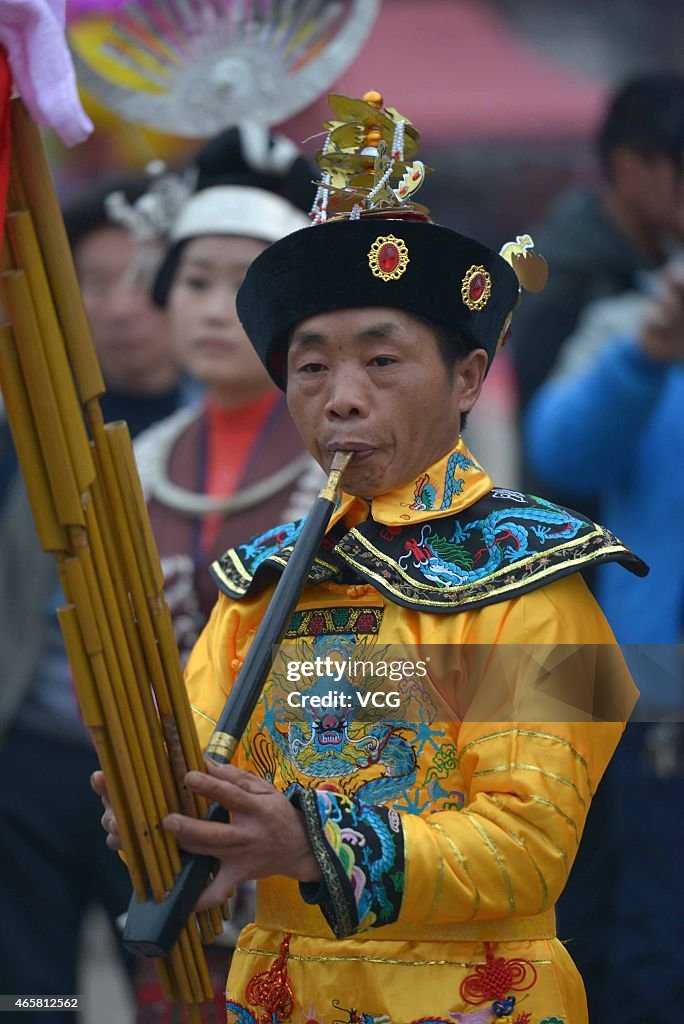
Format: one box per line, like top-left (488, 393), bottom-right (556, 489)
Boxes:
top-left (70, 0), bottom-right (381, 136)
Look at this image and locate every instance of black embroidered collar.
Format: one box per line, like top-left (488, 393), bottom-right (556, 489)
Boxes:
top-left (210, 489), bottom-right (648, 614)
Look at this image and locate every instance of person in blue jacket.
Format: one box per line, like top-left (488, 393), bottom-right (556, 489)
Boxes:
top-left (526, 266), bottom-right (684, 648)
top-left (525, 262), bottom-right (684, 1022)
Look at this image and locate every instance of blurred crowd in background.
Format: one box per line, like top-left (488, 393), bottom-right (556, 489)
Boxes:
top-left (1, 1), bottom-right (683, 1022)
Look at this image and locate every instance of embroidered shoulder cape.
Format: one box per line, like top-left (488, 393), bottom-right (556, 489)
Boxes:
top-left (210, 441), bottom-right (647, 614)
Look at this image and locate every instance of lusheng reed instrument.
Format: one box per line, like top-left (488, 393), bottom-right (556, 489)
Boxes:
top-left (0, 98), bottom-right (224, 1021)
top-left (0, 97), bottom-right (352, 1016)
top-left (123, 449), bottom-right (352, 957)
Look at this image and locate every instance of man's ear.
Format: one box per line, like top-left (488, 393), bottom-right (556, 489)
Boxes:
top-left (456, 348), bottom-right (488, 414)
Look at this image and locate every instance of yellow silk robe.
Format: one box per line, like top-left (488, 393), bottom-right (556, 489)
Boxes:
top-left (185, 443), bottom-right (637, 1024)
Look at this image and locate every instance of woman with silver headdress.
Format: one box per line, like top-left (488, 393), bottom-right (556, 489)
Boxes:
top-left (134, 126), bottom-right (324, 667)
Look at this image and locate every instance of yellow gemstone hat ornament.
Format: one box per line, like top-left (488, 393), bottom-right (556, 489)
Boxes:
top-left (236, 91), bottom-right (549, 390)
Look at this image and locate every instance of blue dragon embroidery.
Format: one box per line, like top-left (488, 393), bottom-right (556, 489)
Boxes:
top-left (398, 498), bottom-right (586, 588)
top-left (408, 450), bottom-right (482, 511)
top-left (225, 1004), bottom-right (256, 1024)
top-left (237, 520), bottom-right (305, 573)
top-left (263, 636), bottom-right (425, 805)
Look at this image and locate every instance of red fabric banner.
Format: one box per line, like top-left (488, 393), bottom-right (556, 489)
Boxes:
top-left (0, 46), bottom-right (12, 242)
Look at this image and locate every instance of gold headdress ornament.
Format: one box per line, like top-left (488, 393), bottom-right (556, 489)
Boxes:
top-left (310, 90), bottom-right (431, 223)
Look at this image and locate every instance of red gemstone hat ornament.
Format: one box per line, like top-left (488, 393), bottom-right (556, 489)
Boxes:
top-left (461, 264), bottom-right (492, 311)
top-left (368, 234), bottom-right (410, 281)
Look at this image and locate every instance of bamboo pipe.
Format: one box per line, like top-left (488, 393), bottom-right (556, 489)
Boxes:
top-left (62, 542), bottom-right (210, 1002)
top-left (3, 95), bottom-right (218, 1008)
top-left (106, 425), bottom-right (209, 813)
top-left (58, 560), bottom-right (147, 895)
top-left (0, 270), bottom-right (84, 525)
top-left (8, 99), bottom-right (104, 402)
top-left (124, 452), bottom-right (353, 957)
top-left (86, 465), bottom-right (220, 961)
top-left (88, 450), bottom-right (222, 950)
top-left (99, 424), bottom-right (198, 815)
top-left (90, 423), bottom-right (222, 937)
top-left (62, 543), bottom-right (169, 897)
top-left (78, 500), bottom-right (213, 999)
top-left (88, 469), bottom-right (181, 815)
top-left (5, 209), bottom-right (95, 492)
top-left (6, 143), bottom-right (28, 214)
top-left (0, 324), bottom-right (67, 551)
top-left (92, 431), bottom-right (223, 941)
top-left (105, 428), bottom-right (232, 940)
top-left (57, 602), bottom-right (146, 895)
top-left (78, 506), bottom-right (181, 886)
top-left (0, 178), bottom-right (205, 1007)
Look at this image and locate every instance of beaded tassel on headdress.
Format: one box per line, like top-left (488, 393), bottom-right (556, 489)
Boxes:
top-left (310, 131), bottom-right (333, 225)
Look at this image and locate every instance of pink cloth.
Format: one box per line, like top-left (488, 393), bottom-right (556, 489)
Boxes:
top-left (0, 0), bottom-right (92, 145)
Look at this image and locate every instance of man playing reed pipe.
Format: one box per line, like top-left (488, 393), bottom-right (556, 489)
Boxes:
top-left (96, 93), bottom-right (646, 1024)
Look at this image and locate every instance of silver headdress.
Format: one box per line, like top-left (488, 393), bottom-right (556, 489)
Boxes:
top-left (105, 160), bottom-right (196, 244)
top-left (70, 0), bottom-right (381, 137)
top-left (103, 160), bottom-right (196, 287)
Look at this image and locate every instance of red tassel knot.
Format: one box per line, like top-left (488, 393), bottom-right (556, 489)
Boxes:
top-left (460, 942), bottom-right (537, 1005)
top-left (245, 932), bottom-right (295, 1024)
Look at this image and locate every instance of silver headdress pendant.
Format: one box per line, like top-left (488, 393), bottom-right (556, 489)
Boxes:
top-left (104, 160), bottom-right (197, 287)
top-left (69, 0), bottom-right (381, 136)
top-left (105, 160), bottom-right (196, 244)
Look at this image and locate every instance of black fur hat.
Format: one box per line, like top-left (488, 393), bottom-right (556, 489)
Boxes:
top-left (236, 216), bottom-right (522, 390)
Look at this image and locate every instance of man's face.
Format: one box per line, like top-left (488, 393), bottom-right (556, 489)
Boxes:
top-left (614, 149), bottom-right (684, 241)
top-left (641, 153), bottom-right (684, 239)
top-left (286, 308), bottom-right (486, 498)
top-left (75, 226), bottom-right (174, 393)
